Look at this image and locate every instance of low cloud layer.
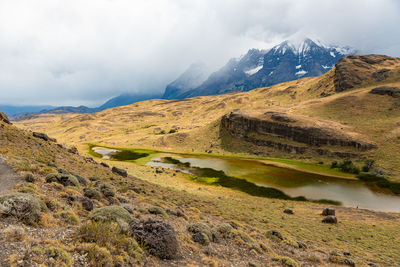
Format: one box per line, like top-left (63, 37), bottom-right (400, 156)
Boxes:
top-left (0, 0), bottom-right (399, 106)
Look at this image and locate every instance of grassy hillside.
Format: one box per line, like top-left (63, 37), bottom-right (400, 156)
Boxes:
top-left (1, 108), bottom-right (400, 266)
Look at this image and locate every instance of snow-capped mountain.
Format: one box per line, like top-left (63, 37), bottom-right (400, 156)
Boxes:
top-left (163, 38), bottom-right (355, 99)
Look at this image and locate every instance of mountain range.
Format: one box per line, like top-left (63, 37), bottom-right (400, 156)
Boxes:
top-left (5, 38), bottom-right (354, 118)
top-left (163, 38), bottom-right (355, 99)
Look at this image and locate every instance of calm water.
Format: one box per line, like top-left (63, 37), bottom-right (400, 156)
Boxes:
top-left (148, 155), bottom-right (400, 213)
top-left (91, 146), bottom-right (400, 212)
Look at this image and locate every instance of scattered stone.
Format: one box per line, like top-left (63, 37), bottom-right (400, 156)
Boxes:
top-left (46, 173), bottom-right (80, 187)
top-left (322, 208), bottom-right (335, 216)
top-left (192, 232), bottom-right (210, 245)
top-left (344, 259), bottom-right (355, 267)
top-left (155, 168), bottom-right (163, 174)
top-left (322, 215), bottom-right (338, 224)
top-left (268, 230), bottom-right (284, 240)
top-left (24, 173), bottom-right (35, 183)
top-left (100, 162), bottom-right (109, 168)
top-left (71, 173), bottom-right (88, 186)
top-left (248, 262), bottom-right (258, 267)
top-left (112, 167), bottom-right (127, 177)
top-left (129, 219), bottom-right (179, 259)
top-left (68, 146), bottom-right (78, 154)
top-left (283, 208), bottom-right (294, 214)
top-left (343, 251), bottom-right (351, 256)
top-left (187, 222), bottom-right (213, 242)
top-left (57, 168), bottom-right (69, 174)
top-left (32, 132), bottom-right (57, 142)
top-left (176, 208), bottom-right (185, 217)
top-left (122, 204), bottom-right (134, 214)
top-left (0, 193), bottom-right (41, 224)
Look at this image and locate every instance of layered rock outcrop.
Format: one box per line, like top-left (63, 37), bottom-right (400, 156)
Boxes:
top-left (221, 110), bottom-right (376, 157)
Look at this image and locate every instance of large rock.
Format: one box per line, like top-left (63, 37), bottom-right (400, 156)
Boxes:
top-left (0, 111), bottom-right (11, 124)
top-left (322, 215), bottom-right (338, 224)
top-left (112, 167), bottom-right (128, 177)
top-left (322, 208), bottom-right (335, 216)
top-left (0, 193), bottom-right (41, 224)
top-left (369, 86), bottom-right (400, 98)
top-left (32, 132), bottom-right (57, 142)
top-left (46, 173), bottom-right (80, 187)
top-left (130, 219), bottom-right (179, 259)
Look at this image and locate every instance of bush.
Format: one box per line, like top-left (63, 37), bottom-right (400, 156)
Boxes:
top-left (187, 222), bottom-right (213, 241)
top-left (0, 193), bottom-right (41, 224)
top-left (56, 210), bottom-right (80, 225)
top-left (212, 223), bottom-right (234, 239)
top-left (148, 206), bottom-right (167, 217)
top-left (76, 243), bottom-right (113, 267)
top-left (43, 246), bottom-right (73, 266)
top-left (330, 160), bottom-right (360, 174)
top-left (169, 129), bottom-right (177, 134)
top-left (90, 206), bottom-right (133, 224)
top-left (84, 187), bottom-right (102, 200)
top-left (96, 182), bottom-right (116, 198)
top-left (79, 221), bottom-right (142, 262)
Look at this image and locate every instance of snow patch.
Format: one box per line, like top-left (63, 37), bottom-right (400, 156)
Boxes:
top-left (269, 71), bottom-right (274, 76)
top-left (295, 70), bottom-right (308, 76)
top-left (322, 65), bottom-right (333, 69)
top-left (296, 65), bottom-right (302, 69)
top-left (330, 51), bottom-right (336, 57)
top-left (245, 65), bottom-right (263, 75)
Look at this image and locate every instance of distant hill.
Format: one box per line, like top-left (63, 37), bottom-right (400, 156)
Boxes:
top-left (9, 93), bottom-right (162, 120)
top-left (164, 38), bottom-right (355, 99)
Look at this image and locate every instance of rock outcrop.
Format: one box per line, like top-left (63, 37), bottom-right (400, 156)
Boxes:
top-left (221, 110), bottom-right (376, 157)
top-left (334, 55), bottom-right (400, 92)
top-left (369, 86), bottom-right (400, 98)
top-left (0, 111), bottom-right (11, 124)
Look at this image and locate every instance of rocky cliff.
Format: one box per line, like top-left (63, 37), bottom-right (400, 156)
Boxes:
top-left (221, 110), bottom-right (376, 157)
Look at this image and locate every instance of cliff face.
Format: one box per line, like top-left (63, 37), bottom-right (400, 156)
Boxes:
top-left (221, 111), bottom-right (376, 157)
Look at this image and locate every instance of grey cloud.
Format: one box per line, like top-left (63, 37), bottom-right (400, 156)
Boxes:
top-left (0, 0), bottom-right (399, 106)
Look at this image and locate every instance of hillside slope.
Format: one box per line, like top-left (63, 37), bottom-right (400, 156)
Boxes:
top-left (2, 80), bottom-right (400, 266)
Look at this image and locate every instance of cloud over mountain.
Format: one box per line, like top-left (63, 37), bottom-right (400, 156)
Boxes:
top-left (0, 0), bottom-right (399, 106)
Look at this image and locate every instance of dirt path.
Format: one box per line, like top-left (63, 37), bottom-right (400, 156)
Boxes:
top-left (0, 159), bottom-right (21, 194)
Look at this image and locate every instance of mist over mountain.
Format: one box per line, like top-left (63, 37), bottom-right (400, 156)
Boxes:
top-left (165, 38), bottom-right (355, 99)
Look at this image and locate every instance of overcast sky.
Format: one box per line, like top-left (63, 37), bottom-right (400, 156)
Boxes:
top-left (0, 0), bottom-right (399, 106)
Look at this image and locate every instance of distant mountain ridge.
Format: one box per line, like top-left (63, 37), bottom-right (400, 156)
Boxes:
top-left (163, 38), bottom-right (356, 99)
top-left (8, 93), bottom-right (162, 120)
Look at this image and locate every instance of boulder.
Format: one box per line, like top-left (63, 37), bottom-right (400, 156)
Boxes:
top-left (46, 173), bottom-right (80, 187)
top-left (322, 215), bottom-right (338, 224)
top-left (100, 162), bottom-right (109, 168)
top-left (0, 193), bottom-right (41, 224)
top-left (112, 167), bottom-right (127, 177)
top-left (32, 132), bottom-right (57, 142)
top-left (322, 208), bottom-right (335, 216)
top-left (369, 86), bottom-right (400, 98)
top-left (70, 173), bottom-right (88, 186)
top-left (129, 219), bottom-right (179, 259)
top-left (283, 208), bottom-right (294, 214)
top-left (0, 111), bottom-right (11, 124)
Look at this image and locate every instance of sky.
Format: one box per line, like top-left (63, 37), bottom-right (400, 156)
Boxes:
top-left (0, 0), bottom-right (399, 107)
